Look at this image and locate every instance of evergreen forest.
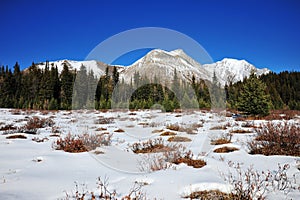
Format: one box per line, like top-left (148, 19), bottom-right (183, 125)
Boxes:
top-left (0, 61), bottom-right (299, 115)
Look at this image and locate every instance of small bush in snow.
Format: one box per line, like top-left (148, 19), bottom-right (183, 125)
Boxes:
top-left (223, 162), bottom-right (300, 200)
top-left (249, 122), bottom-right (300, 156)
top-left (53, 133), bottom-right (112, 153)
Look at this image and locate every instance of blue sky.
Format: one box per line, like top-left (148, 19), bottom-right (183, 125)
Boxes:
top-left (0, 0), bottom-right (299, 73)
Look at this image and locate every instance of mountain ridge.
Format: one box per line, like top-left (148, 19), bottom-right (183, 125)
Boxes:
top-left (33, 49), bottom-right (270, 86)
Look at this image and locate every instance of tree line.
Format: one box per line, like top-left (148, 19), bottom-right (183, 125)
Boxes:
top-left (0, 62), bottom-right (299, 114)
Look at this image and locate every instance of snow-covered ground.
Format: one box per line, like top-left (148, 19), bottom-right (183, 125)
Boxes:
top-left (0, 109), bottom-right (299, 199)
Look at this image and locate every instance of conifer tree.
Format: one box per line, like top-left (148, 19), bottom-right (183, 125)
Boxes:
top-left (237, 72), bottom-right (272, 116)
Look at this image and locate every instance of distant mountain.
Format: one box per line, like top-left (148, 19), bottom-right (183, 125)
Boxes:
top-left (119, 49), bottom-right (210, 85)
top-left (35, 60), bottom-right (109, 77)
top-left (203, 58), bottom-right (270, 85)
top-left (33, 49), bottom-right (270, 86)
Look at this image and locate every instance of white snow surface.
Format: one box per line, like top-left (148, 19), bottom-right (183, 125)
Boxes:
top-left (0, 109), bottom-right (298, 199)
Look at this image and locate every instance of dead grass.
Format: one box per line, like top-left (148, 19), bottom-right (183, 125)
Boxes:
top-left (94, 117), bottom-right (114, 124)
top-left (6, 134), bottom-right (27, 139)
top-left (211, 133), bottom-right (232, 145)
top-left (96, 127), bottom-right (107, 131)
top-left (210, 125), bottom-right (227, 130)
top-left (166, 123), bottom-right (201, 134)
top-left (167, 136), bottom-right (191, 142)
top-left (214, 146), bottom-right (239, 153)
top-left (32, 137), bottom-right (49, 143)
top-left (211, 138), bottom-right (231, 145)
top-left (184, 190), bottom-right (238, 199)
top-left (160, 131), bottom-right (176, 136)
top-left (114, 128), bottom-right (125, 132)
top-left (230, 129), bottom-right (253, 134)
top-left (0, 124), bottom-right (17, 131)
top-left (173, 157), bottom-right (206, 168)
top-left (151, 129), bottom-right (164, 133)
top-left (166, 123), bottom-right (180, 131)
top-left (131, 138), bottom-right (174, 154)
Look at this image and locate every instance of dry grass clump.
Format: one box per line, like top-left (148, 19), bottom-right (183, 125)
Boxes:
top-left (53, 133), bottom-right (112, 153)
top-left (173, 151), bottom-right (206, 168)
top-left (166, 123), bottom-right (180, 131)
top-left (131, 138), bottom-right (173, 154)
top-left (114, 128), bottom-right (125, 132)
top-left (151, 129), bottom-right (164, 133)
top-left (160, 131), bottom-right (176, 136)
top-left (166, 123), bottom-right (201, 134)
top-left (210, 125), bottom-right (227, 130)
top-left (214, 146), bottom-right (239, 153)
top-left (211, 138), bottom-right (231, 145)
top-left (183, 190), bottom-right (238, 199)
top-left (222, 162), bottom-right (299, 200)
top-left (62, 177), bottom-right (147, 200)
top-left (95, 117), bottom-right (114, 124)
top-left (230, 129), bottom-right (253, 134)
top-left (167, 136), bottom-right (191, 142)
top-left (264, 110), bottom-right (299, 120)
top-left (211, 133), bottom-right (232, 145)
top-left (139, 147), bottom-right (206, 171)
top-left (21, 117), bottom-right (54, 134)
top-left (249, 122), bottom-right (300, 156)
top-left (32, 137), bottom-right (49, 143)
top-left (0, 124), bottom-right (17, 131)
top-left (96, 127), bottom-right (107, 131)
top-left (6, 134), bottom-right (27, 139)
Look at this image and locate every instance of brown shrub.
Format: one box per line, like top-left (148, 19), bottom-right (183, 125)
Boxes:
top-left (167, 136), bottom-right (191, 142)
top-left (131, 138), bottom-right (174, 154)
top-left (214, 146), bottom-right (239, 153)
top-left (263, 110), bottom-right (300, 120)
top-left (249, 122), bottom-right (300, 156)
top-left (0, 124), bottom-right (17, 131)
top-left (22, 117), bottom-right (54, 134)
top-left (6, 134), bottom-right (27, 139)
top-left (53, 133), bottom-right (112, 153)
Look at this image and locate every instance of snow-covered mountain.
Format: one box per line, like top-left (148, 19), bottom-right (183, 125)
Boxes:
top-left (35, 60), bottom-right (109, 77)
top-left (33, 49), bottom-right (270, 86)
top-left (119, 49), bottom-right (210, 85)
top-left (203, 58), bottom-right (270, 85)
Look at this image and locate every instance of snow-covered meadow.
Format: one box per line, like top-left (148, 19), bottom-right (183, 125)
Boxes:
top-left (0, 109), bottom-right (299, 199)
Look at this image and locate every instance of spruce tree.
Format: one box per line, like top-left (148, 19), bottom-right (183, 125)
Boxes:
top-left (237, 73), bottom-right (272, 116)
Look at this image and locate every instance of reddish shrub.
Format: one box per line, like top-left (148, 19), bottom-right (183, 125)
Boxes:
top-left (53, 133), bottom-right (112, 153)
top-left (249, 122), bottom-right (300, 156)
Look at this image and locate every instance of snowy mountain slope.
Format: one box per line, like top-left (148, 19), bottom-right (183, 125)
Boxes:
top-left (33, 50), bottom-right (270, 86)
top-left (203, 58), bottom-right (270, 85)
top-left (35, 60), bottom-right (111, 77)
top-left (120, 49), bottom-right (211, 86)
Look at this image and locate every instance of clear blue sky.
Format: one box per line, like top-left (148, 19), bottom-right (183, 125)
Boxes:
top-left (1, 0), bottom-right (299, 73)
